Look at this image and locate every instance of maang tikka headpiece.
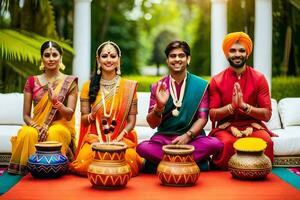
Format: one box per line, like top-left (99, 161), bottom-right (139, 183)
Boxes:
top-left (96, 41), bottom-right (121, 57)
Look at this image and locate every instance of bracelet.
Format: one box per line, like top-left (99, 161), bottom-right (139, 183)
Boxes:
top-left (227, 104), bottom-right (234, 114)
top-left (153, 104), bottom-right (164, 118)
top-left (42, 124), bottom-right (49, 130)
top-left (30, 122), bottom-right (38, 128)
top-left (186, 130), bottom-right (195, 139)
top-left (153, 109), bottom-right (163, 118)
top-left (87, 114), bottom-right (91, 124)
top-left (245, 104), bottom-right (252, 114)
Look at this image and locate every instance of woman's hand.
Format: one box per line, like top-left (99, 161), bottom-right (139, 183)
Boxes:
top-left (37, 126), bottom-right (48, 142)
top-left (48, 85), bottom-right (62, 109)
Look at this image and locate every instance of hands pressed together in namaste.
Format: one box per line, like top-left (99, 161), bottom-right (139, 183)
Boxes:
top-left (229, 82), bottom-right (251, 114)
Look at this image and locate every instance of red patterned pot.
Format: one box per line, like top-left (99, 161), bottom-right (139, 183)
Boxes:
top-left (157, 144), bottom-right (200, 186)
top-left (87, 142), bottom-right (131, 189)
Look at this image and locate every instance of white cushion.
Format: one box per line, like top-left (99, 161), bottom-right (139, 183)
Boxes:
top-left (137, 92), bottom-right (151, 126)
top-left (265, 99), bottom-right (282, 130)
top-left (272, 126), bottom-right (300, 156)
top-left (0, 125), bottom-right (22, 152)
top-left (135, 126), bottom-right (156, 143)
top-left (278, 98), bottom-right (300, 128)
top-left (0, 93), bottom-right (24, 125)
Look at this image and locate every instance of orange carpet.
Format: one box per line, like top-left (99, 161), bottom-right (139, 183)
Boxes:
top-left (1, 171), bottom-right (299, 200)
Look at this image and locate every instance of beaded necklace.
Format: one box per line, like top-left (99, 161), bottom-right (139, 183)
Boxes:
top-left (100, 76), bottom-right (120, 138)
top-left (169, 74), bottom-right (187, 117)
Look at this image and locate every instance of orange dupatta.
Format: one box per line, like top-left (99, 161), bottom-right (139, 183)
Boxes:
top-left (76, 78), bottom-right (138, 155)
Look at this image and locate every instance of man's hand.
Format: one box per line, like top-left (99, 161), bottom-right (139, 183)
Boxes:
top-left (171, 134), bottom-right (191, 145)
top-left (155, 81), bottom-right (169, 108)
top-left (235, 82), bottom-right (247, 109)
top-left (232, 83), bottom-right (239, 109)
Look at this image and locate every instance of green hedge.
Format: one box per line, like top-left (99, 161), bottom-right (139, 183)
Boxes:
top-left (125, 75), bottom-right (300, 101)
top-left (271, 77), bottom-right (300, 100)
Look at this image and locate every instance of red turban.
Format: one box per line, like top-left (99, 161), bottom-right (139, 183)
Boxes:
top-left (222, 32), bottom-right (253, 57)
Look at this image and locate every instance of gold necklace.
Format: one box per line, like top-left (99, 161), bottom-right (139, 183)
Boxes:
top-left (41, 73), bottom-right (62, 86)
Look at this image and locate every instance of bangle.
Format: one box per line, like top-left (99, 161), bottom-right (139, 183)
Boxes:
top-left (30, 122), bottom-right (38, 128)
top-left (227, 104), bottom-right (234, 114)
top-left (245, 104), bottom-right (252, 114)
top-left (42, 124), bottom-right (49, 130)
top-left (87, 114), bottom-right (91, 124)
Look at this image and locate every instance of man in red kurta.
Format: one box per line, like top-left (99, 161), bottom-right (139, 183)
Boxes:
top-left (209, 32), bottom-right (276, 170)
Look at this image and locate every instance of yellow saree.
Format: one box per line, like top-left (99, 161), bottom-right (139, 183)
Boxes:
top-left (8, 75), bottom-right (77, 175)
top-left (70, 77), bottom-right (143, 177)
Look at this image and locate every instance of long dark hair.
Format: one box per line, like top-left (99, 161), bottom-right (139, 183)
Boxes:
top-left (88, 42), bottom-right (121, 104)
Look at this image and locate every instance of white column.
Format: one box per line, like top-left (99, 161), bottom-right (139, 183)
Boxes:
top-left (254, 0), bottom-right (272, 88)
top-left (73, 0), bottom-right (92, 89)
top-left (211, 0), bottom-right (228, 76)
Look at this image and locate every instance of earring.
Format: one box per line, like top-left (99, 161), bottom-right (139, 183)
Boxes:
top-left (116, 65), bottom-right (121, 75)
top-left (59, 62), bottom-right (65, 70)
top-left (97, 66), bottom-right (101, 75)
top-left (39, 62), bottom-right (45, 71)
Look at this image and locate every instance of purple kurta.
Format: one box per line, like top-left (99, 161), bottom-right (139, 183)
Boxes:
top-left (137, 75), bottom-right (223, 164)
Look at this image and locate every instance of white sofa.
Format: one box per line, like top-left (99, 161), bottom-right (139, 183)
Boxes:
top-left (1, 92), bottom-right (300, 167)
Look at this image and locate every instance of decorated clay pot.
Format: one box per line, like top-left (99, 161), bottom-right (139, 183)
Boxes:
top-left (157, 144), bottom-right (200, 186)
top-left (228, 137), bottom-right (272, 180)
top-left (27, 141), bottom-right (68, 178)
top-left (87, 142), bottom-right (131, 189)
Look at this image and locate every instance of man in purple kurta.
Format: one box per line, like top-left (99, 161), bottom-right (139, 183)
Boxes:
top-left (136, 41), bottom-right (223, 172)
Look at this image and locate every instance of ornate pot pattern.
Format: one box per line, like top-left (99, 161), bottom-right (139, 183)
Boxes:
top-left (228, 138), bottom-right (272, 180)
top-left (157, 144), bottom-right (200, 186)
top-left (27, 141), bottom-right (68, 178)
top-left (87, 142), bottom-right (131, 189)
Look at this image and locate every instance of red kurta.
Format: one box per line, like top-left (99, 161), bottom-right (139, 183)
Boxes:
top-left (209, 66), bottom-right (274, 170)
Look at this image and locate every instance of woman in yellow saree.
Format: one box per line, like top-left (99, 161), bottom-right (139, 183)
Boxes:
top-left (69, 41), bottom-right (143, 177)
top-left (8, 41), bottom-right (78, 175)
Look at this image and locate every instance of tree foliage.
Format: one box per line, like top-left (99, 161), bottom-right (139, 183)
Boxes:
top-left (91, 0), bottom-right (139, 75)
top-left (150, 30), bottom-right (176, 75)
top-left (0, 0), bottom-right (73, 92)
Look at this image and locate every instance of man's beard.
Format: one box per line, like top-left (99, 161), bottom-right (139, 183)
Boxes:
top-left (228, 56), bottom-right (247, 69)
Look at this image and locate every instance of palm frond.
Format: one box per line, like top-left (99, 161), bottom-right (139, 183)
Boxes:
top-left (0, 29), bottom-right (74, 65)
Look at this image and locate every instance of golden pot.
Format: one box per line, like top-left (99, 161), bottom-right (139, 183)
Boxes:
top-left (228, 137), bottom-right (272, 180)
top-left (157, 144), bottom-right (200, 186)
top-left (87, 142), bottom-right (131, 189)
